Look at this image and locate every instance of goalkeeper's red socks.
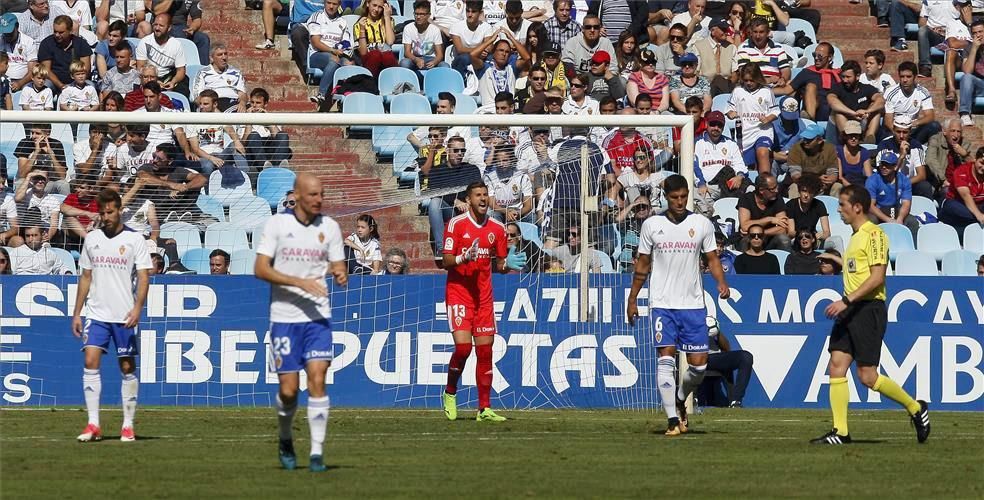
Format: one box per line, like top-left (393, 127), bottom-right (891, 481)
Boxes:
top-left (445, 343), bottom-right (472, 395)
top-left (476, 344), bottom-right (493, 409)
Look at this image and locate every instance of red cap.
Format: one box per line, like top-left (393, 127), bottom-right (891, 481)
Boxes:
top-left (705, 111), bottom-right (726, 125)
top-left (590, 51), bottom-right (611, 65)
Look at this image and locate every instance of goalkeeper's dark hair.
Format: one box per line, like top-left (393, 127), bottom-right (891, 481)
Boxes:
top-left (663, 174), bottom-right (690, 195)
top-left (465, 181), bottom-right (488, 196)
top-left (96, 188), bottom-right (122, 209)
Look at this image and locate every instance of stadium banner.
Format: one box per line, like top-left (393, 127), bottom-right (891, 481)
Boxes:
top-left (1, 275), bottom-right (981, 411)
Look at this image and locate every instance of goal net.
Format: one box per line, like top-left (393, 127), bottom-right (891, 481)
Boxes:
top-left (0, 108), bottom-right (698, 411)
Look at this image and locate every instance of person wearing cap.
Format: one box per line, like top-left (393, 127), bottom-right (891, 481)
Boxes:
top-left (693, 110), bottom-right (747, 208)
top-left (626, 48), bottom-right (669, 110)
top-left (939, 146), bottom-right (984, 233)
top-left (865, 149), bottom-right (920, 240)
top-left (786, 122), bottom-right (841, 197)
top-left (836, 120), bottom-right (874, 188)
top-left (827, 60), bottom-right (884, 143)
top-left (0, 12), bottom-right (39, 94)
top-left (584, 49), bottom-right (626, 101)
top-left (449, 1), bottom-right (494, 80)
top-left (561, 13), bottom-right (615, 76)
top-left (773, 96), bottom-right (806, 165)
top-left (692, 16), bottom-right (737, 95)
top-left (653, 23), bottom-right (689, 75)
top-left (543, 0), bottom-right (582, 49)
top-left (669, 52), bottom-right (710, 113)
top-left (883, 61), bottom-right (940, 145)
top-left (540, 41), bottom-right (570, 96)
top-left (876, 114), bottom-right (934, 199)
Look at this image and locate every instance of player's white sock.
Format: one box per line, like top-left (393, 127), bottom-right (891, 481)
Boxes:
top-left (307, 395), bottom-right (330, 457)
top-left (677, 364), bottom-right (707, 402)
top-left (276, 394), bottom-right (297, 440)
top-left (657, 356), bottom-right (678, 420)
top-left (82, 369), bottom-right (101, 426)
top-left (121, 373), bottom-right (138, 428)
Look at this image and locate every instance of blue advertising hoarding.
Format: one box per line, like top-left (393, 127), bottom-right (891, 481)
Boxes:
top-left (0, 275), bottom-right (981, 410)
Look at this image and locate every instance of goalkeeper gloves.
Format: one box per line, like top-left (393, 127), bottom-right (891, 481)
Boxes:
top-left (506, 247), bottom-right (528, 271)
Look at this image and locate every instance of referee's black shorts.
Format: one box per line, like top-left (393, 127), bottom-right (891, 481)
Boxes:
top-left (828, 300), bottom-right (887, 366)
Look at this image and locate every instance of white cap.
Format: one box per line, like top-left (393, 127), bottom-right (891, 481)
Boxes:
top-left (892, 114), bottom-right (913, 129)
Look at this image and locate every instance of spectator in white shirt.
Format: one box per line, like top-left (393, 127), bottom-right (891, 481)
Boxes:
top-left (307, 0), bottom-right (355, 108)
top-left (399, 0), bottom-right (447, 82)
top-left (190, 43), bottom-right (247, 111)
top-left (94, 0), bottom-right (148, 39)
top-left (0, 14), bottom-right (38, 94)
top-left (13, 170), bottom-right (63, 237)
top-left (15, 0), bottom-right (54, 45)
top-left (19, 64), bottom-right (54, 110)
top-left (496, 1), bottom-right (533, 47)
top-left (9, 225), bottom-right (71, 274)
top-left (240, 87), bottom-right (292, 172)
top-left (74, 123), bottom-right (119, 182)
top-left (186, 89), bottom-right (248, 176)
top-left (51, 0), bottom-right (92, 34)
top-left (135, 13), bottom-right (188, 96)
top-left (58, 59), bottom-right (99, 111)
top-left (0, 176), bottom-right (19, 247)
top-left (134, 81), bottom-right (188, 151)
top-left (449, 1), bottom-right (494, 79)
top-left (476, 39), bottom-right (517, 107)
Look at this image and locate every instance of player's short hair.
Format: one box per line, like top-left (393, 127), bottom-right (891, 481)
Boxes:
top-left (209, 248), bottom-right (230, 263)
top-left (840, 184), bottom-right (871, 214)
top-left (465, 181), bottom-right (488, 196)
top-left (96, 188), bottom-right (122, 209)
top-left (663, 174), bottom-right (689, 195)
top-left (199, 89), bottom-right (219, 102)
top-left (864, 49), bottom-right (885, 65)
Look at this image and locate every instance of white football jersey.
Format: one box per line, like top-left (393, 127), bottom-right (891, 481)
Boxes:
top-left (694, 133), bottom-right (747, 183)
top-left (255, 213), bottom-right (346, 323)
top-left (727, 86), bottom-right (778, 152)
top-left (884, 84), bottom-right (934, 120)
top-left (115, 142), bottom-right (154, 181)
top-left (484, 169), bottom-right (533, 210)
top-left (79, 227), bottom-right (153, 323)
top-left (0, 193), bottom-right (18, 232)
top-left (637, 212), bottom-right (716, 309)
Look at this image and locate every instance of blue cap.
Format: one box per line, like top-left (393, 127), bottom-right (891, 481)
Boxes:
top-left (800, 122), bottom-right (825, 140)
top-left (0, 13), bottom-right (17, 35)
top-left (678, 52), bottom-right (698, 65)
top-left (877, 149), bottom-right (899, 165)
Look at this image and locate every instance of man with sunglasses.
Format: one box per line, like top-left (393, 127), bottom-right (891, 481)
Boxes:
top-left (562, 13), bottom-right (615, 75)
top-left (734, 223), bottom-right (781, 274)
top-left (518, 67), bottom-right (550, 113)
top-left (135, 143), bottom-right (212, 228)
top-left (828, 60), bottom-right (884, 143)
top-left (424, 135), bottom-right (482, 262)
top-left (778, 41), bottom-right (839, 122)
top-left (14, 122), bottom-right (70, 195)
top-left (653, 23), bottom-right (688, 75)
top-left (584, 50), bottom-right (626, 101)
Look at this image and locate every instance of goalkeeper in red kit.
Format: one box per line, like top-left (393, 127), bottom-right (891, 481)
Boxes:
top-left (441, 182), bottom-right (527, 422)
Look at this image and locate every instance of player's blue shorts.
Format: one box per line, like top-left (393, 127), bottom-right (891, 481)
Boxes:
top-left (650, 308), bottom-right (709, 352)
top-left (81, 319), bottom-right (139, 357)
top-left (742, 137), bottom-right (775, 166)
top-left (268, 319), bottom-right (334, 374)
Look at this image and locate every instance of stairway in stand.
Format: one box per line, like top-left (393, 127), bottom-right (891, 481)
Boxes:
top-left (202, 0), bottom-right (439, 271)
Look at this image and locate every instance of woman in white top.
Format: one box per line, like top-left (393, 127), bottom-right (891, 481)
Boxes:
top-left (345, 213), bottom-right (382, 274)
top-left (608, 146), bottom-right (671, 212)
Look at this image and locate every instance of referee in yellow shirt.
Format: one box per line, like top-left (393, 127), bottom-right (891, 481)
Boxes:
top-left (811, 185), bottom-right (931, 445)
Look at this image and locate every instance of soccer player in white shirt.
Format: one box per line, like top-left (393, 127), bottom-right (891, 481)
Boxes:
top-left (254, 172), bottom-right (347, 473)
top-left (627, 174), bottom-right (731, 436)
top-left (73, 189), bottom-right (152, 443)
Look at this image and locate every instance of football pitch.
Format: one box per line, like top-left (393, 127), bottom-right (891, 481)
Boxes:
top-left (2, 407), bottom-right (982, 498)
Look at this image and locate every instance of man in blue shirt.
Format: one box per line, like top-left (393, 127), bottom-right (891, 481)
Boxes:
top-left (773, 96), bottom-right (806, 168)
top-left (875, 115), bottom-right (934, 199)
top-left (865, 150), bottom-right (919, 240)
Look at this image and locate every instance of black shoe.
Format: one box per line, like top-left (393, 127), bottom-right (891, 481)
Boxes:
top-left (910, 400), bottom-right (930, 443)
top-left (279, 438), bottom-right (297, 470)
top-left (877, 17), bottom-right (889, 27)
top-left (810, 428), bottom-right (852, 445)
top-left (729, 400), bottom-right (743, 408)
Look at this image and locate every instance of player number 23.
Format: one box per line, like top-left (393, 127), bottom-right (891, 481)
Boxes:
top-left (272, 338), bottom-right (292, 355)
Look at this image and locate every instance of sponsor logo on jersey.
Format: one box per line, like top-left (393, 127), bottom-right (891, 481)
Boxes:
top-left (308, 350), bottom-right (333, 358)
top-left (488, 233), bottom-right (495, 244)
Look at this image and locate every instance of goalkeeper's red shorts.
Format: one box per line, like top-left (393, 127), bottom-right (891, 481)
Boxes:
top-left (446, 298), bottom-right (496, 337)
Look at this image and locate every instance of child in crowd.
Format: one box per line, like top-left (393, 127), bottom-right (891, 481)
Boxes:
top-left (859, 49), bottom-right (896, 95)
top-left (345, 213), bottom-right (382, 275)
top-left (59, 60), bottom-right (100, 111)
top-left (20, 65), bottom-right (54, 111)
top-left (726, 64), bottom-right (778, 174)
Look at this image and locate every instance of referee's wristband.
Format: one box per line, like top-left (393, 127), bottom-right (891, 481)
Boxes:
top-left (841, 296), bottom-right (852, 306)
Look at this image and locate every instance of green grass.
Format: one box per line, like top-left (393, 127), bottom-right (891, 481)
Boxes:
top-left (2, 407), bottom-right (982, 498)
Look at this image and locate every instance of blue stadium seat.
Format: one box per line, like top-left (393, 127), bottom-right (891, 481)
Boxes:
top-left (389, 92), bottom-right (432, 114)
top-left (228, 194), bottom-right (273, 231)
top-left (1, 121), bottom-right (25, 143)
top-left (160, 221), bottom-right (203, 259)
top-left (424, 67), bottom-right (464, 104)
top-left (164, 91), bottom-right (190, 112)
top-left (342, 93), bottom-right (385, 134)
top-left (388, 0), bottom-right (402, 15)
top-left (711, 93), bottom-right (730, 113)
top-left (378, 67), bottom-right (419, 103)
top-left (208, 169), bottom-right (253, 207)
top-left (453, 92), bottom-right (478, 114)
top-left (941, 249), bottom-right (978, 276)
top-left (175, 38), bottom-right (201, 66)
top-left (197, 194), bottom-right (227, 222)
top-left (256, 167), bottom-right (296, 208)
top-left (372, 125), bottom-right (412, 155)
top-left (816, 195), bottom-right (839, 218)
top-left (712, 198), bottom-right (739, 227)
top-left (205, 222), bottom-right (251, 253)
top-left (781, 18), bottom-right (816, 55)
top-left (186, 64), bottom-right (205, 91)
top-left (331, 66), bottom-right (373, 102)
top-left (50, 123), bottom-right (73, 145)
top-left (342, 14), bottom-right (360, 32)
top-left (230, 248), bottom-right (257, 275)
top-left (50, 247), bottom-right (77, 274)
top-left (181, 247), bottom-right (213, 275)
top-left (767, 249), bottom-right (790, 273)
top-left (894, 250), bottom-right (938, 276)
top-left (910, 195), bottom-right (938, 221)
top-left (879, 222), bottom-right (914, 261)
top-left (964, 224), bottom-right (984, 254)
top-left (393, 143), bottom-right (418, 184)
top-left (916, 223), bottom-right (960, 261)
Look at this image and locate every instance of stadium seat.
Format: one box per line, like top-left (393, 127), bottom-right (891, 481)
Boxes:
top-left (815, 195), bottom-right (839, 218)
top-left (228, 195), bottom-right (273, 231)
top-left (256, 167), bottom-right (296, 208)
top-left (894, 250), bottom-right (938, 276)
top-left (424, 67), bottom-right (464, 104)
top-left (50, 247), bottom-right (77, 274)
top-left (181, 247), bottom-right (213, 275)
top-left (378, 67), bottom-right (420, 104)
top-left (916, 223), bottom-right (960, 261)
top-left (767, 249), bottom-right (790, 273)
top-left (910, 195), bottom-right (938, 221)
top-left (453, 92), bottom-right (478, 114)
top-left (781, 18), bottom-right (816, 55)
top-left (712, 198), bottom-right (739, 229)
top-left (342, 14), bottom-right (360, 32)
top-left (516, 221), bottom-right (543, 248)
top-left (331, 66), bottom-right (373, 102)
top-left (196, 194), bottom-right (227, 222)
top-left (160, 221), bottom-right (203, 259)
top-left (205, 222), bottom-right (251, 253)
top-left (0, 121), bottom-right (25, 143)
top-left (827, 221), bottom-right (852, 253)
top-left (941, 249), bottom-right (978, 276)
top-left (389, 92), bottom-right (432, 115)
top-left (186, 64), bottom-right (205, 91)
top-left (342, 92), bottom-right (385, 135)
top-left (50, 123), bottom-right (73, 145)
top-left (230, 248), bottom-right (257, 275)
top-left (572, 249), bottom-right (615, 273)
top-left (711, 93), bottom-right (730, 113)
top-left (373, 125), bottom-right (413, 156)
top-left (175, 38), bottom-right (201, 66)
top-left (10, 90), bottom-right (21, 109)
top-left (879, 223), bottom-right (914, 261)
top-left (164, 91), bottom-right (190, 112)
top-left (387, 0), bottom-right (401, 14)
top-left (208, 169), bottom-right (253, 207)
top-left (393, 143), bottom-right (418, 185)
top-left (964, 224), bottom-right (984, 253)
